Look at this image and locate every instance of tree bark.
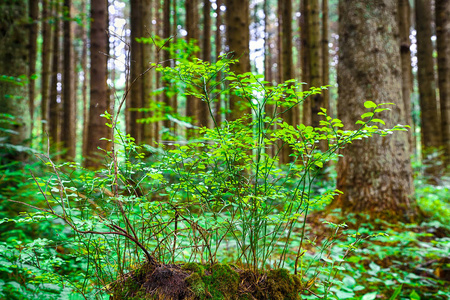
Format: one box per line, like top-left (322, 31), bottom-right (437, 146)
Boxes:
top-left (49, 0), bottom-right (61, 150)
top-left (185, 0), bottom-right (200, 133)
top-left (162, 0), bottom-right (171, 130)
top-left (335, 0), bottom-right (417, 221)
top-left (225, 0), bottom-right (250, 121)
top-left (436, 0), bottom-right (450, 166)
top-left (214, 0), bottom-right (223, 124)
top-left (41, 0), bottom-right (53, 147)
top-left (84, 0), bottom-right (109, 169)
top-left (128, 0), bottom-right (143, 144)
top-left (308, 0), bottom-right (323, 129)
top-left (415, 0), bottom-right (442, 157)
top-left (0, 0), bottom-right (31, 160)
top-left (141, 0), bottom-right (154, 145)
top-left (322, 0), bottom-right (329, 119)
top-left (62, 0), bottom-right (76, 160)
top-left (279, 0), bottom-right (296, 164)
top-left (300, 0), bottom-right (311, 126)
top-left (398, 0), bottom-right (414, 155)
top-left (28, 0), bottom-right (39, 136)
top-left (198, 0), bottom-right (211, 127)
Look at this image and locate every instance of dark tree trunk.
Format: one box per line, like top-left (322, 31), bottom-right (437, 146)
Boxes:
top-left (308, 0), bottom-right (323, 129)
top-left (163, 0), bottom-right (171, 130)
top-left (415, 0), bottom-right (442, 159)
top-left (84, 0), bottom-right (109, 169)
top-left (41, 0), bottom-right (53, 147)
top-left (49, 0), bottom-right (61, 150)
top-left (436, 0), bottom-right (450, 165)
top-left (214, 0), bottom-right (223, 124)
top-left (28, 0), bottom-right (39, 135)
top-left (185, 0), bottom-right (200, 133)
top-left (142, 0), bottom-right (154, 145)
top-left (62, 0), bottom-right (76, 160)
top-left (335, 0), bottom-right (417, 221)
top-left (225, 0), bottom-right (250, 121)
top-left (398, 0), bottom-right (414, 154)
top-left (0, 0), bottom-right (31, 160)
top-left (128, 0), bottom-right (143, 144)
top-left (300, 0), bottom-right (311, 126)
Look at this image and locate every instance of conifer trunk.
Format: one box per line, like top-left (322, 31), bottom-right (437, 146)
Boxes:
top-left (335, 0), bottom-right (417, 221)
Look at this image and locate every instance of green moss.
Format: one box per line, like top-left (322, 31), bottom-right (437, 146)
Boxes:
top-left (209, 263), bottom-right (239, 299)
top-left (266, 269), bottom-right (301, 300)
top-left (185, 272), bottom-right (206, 297)
top-left (182, 262), bottom-right (206, 274)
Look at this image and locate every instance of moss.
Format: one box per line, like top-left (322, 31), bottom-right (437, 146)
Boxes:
top-left (208, 263), bottom-right (240, 299)
top-left (185, 272), bottom-right (206, 297)
top-left (182, 262), bottom-right (206, 274)
top-left (265, 269), bottom-right (302, 300)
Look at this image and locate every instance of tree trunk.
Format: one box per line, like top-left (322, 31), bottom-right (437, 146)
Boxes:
top-left (225, 0), bottom-right (250, 121)
top-left (84, 0), bottom-right (109, 169)
top-left (279, 0), bottom-right (296, 164)
top-left (128, 0), bottom-right (143, 144)
top-left (62, 0), bottom-right (76, 160)
top-left (335, 0), bottom-right (417, 221)
top-left (301, 0), bottom-right (311, 126)
top-left (198, 0), bottom-right (211, 127)
top-left (81, 0), bottom-right (88, 160)
top-left (214, 0), bottom-right (223, 124)
top-left (185, 0), bottom-right (200, 133)
top-left (28, 0), bottom-right (39, 136)
top-left (308, 0), bottom-right (322, 128)
top-left (398, 0), bottom-right (414, 155)
top-left (49, 0), bottom-right (61, 150)
top-left (322, 0), bottom-right (329, 119)
top-left (163, 0), bottom-right (171, 131)
top-left (41, 0), bottom-right (53, 148)
top-left (0, 0), bottom-right (31, 160)
top-left (415, 0), bottom-right (442, 159)
top-left (436, 0), bottom-right (450, 166)
top-left (141, 0), bottom-right (154, 145)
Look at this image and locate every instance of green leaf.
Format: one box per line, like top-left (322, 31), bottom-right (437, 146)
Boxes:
top-left (364, 100), bottom-right (377, 108)
top-left (361, 112), bottom-right (374, 119)
top-left (409, 290), bottom-right (421, 300)
top-left (371, 118), bottom-right (385, 125)
top-left (362, 292), bottom-right (378, 300)
top-left (388, 284), bottom-right (403, 300)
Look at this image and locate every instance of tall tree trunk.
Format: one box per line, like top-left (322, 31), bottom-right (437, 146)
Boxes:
top-left (0, 0), bottom-right (31, 161)
top-left (308, 0), bottom-right (323, 128)
top-left (81, 0), bottom-right (88, 159)
top-left (214, 0), bottom-right (223, 124)
top-left (335, 0), bottom-right (417, 221)
top-left (62, 0), bottom-right (76, 160)
top-left (225, 0), bottom-right (250, 121)
top-left (41, 0), bottom-right (53, 147)
top-left (84, 0), bottom-right (109, 169)
top-left (198, 0), bottom-right (211, 127)
top-left (322, 0), bottom-right (329, 118)
top-left (415, 0), bottom-right (442, 161)
top-left (301, 0), bottom-right (311, 126)
top-left (28, 0), bottom-right (39, 136)
top-left (398, 0), bottom-right (414, 155)
top-left (185, 0), bottom-right (200, 133)
top-left (436, 0), bottom-right (450, 166)
top-left (142, 0), bottom-right (154, 145)
top-left (128, 0), bottom-right (143, 144)
top-left (49, 0), bottom-right (61, 149)
top-left (279, 0), bottom-right (295, 164)
top-left (162, 0), bottom-right (171, 131)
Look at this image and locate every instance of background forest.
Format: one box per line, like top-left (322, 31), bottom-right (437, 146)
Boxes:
top-left (0, 0), bottom-right (449, 299)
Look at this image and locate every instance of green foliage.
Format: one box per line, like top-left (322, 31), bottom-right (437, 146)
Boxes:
top-left (4, 56), bottom-right (419, 299)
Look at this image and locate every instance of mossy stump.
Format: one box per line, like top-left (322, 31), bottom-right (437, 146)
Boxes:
top-left (110, 261), bottom-right (302, 300)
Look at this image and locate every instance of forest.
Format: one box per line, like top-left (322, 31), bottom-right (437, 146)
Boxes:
top-left (0, 0), bottom-right (449, 299)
